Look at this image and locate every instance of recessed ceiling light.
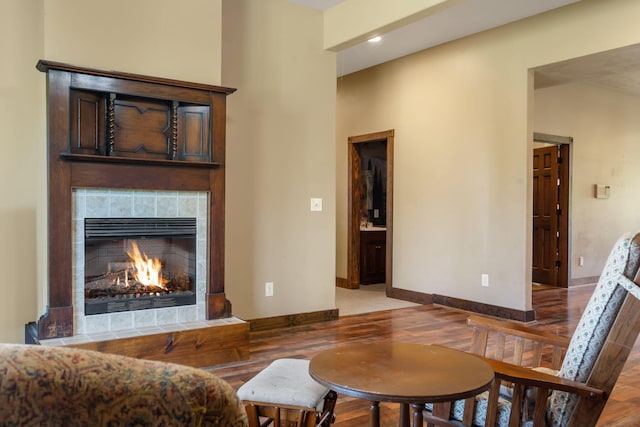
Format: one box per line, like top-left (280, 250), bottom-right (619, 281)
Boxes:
top-left (368, 36), bottom-right (382, 43)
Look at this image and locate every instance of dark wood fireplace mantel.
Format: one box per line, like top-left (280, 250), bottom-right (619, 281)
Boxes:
top-left (32, 60), bottom-right (236, 340)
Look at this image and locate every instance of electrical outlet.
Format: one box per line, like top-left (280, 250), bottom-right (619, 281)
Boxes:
top-left (265, 282), bottom-right (274, 297)
top-left (578, 256), bottom-right (584, 266)
top-left (481, 274), bottom-right (489, 287)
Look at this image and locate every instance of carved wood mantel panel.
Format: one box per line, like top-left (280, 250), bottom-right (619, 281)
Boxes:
top-left (34, 60), bottom-right (236, 340)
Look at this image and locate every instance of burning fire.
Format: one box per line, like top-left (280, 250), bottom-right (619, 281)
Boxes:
top-left (126, 242), bottom-right (168, 290)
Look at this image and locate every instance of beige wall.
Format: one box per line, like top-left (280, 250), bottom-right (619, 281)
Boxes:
top-left (535, 82), bottom-right (640, 279)
top-left (0, 0), bottom-right (45, 343)
top-left (43, 0), bottom-right (223, 85)
top-left (336, 0), bottom-right (640, 311)
top-left (1, 0), bottom-right (337, 341)
top-left (0, 0), bottom-right (224, 343)
top-left (222, 0), bottom-right (337, 319)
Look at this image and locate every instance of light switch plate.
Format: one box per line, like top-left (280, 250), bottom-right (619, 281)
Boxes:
top-left (310, 198), bottom-right (323, 211)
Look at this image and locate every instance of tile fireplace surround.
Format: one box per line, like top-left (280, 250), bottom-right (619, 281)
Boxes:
top-left (73, 189), bottom-right (208, 335)
top-left (30, 60), bottom-right (249, 367)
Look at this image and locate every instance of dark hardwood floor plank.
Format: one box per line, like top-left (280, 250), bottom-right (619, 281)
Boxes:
top-left (205, 284), bottom-right (639, 427)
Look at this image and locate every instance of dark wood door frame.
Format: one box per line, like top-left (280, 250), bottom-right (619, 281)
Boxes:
top-left (533, 132), bottom-right (571, 288)
top-left (347, 130), bottom-right (394, 291)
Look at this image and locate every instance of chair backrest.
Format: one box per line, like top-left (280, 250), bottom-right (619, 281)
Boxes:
top-left (549, 231), bottom-right (640, 426)
top-left (467, 315), bottom-right (570, 371)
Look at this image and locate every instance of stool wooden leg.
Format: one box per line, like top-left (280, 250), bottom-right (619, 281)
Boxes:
top-left (317, 391), bottom-right (337, 426)
top-left (244, 405), bottom-right (261, 427)
top-left (274, 407), bottom-right (281, 426)
top-left (411, 403), bottom-right (425, 427)
top-left (399, 404), bottom-right (410, 427)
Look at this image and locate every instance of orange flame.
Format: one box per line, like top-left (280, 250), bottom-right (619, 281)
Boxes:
top-left (127, 242), bottom-right (167, 289)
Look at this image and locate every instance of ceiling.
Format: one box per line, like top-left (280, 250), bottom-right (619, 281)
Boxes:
top-left (534, 44), bottom-right (640, 97)
top-left (289, 0), bottom-right (640, 97)
top-left (290, 0), bottom-right (579, 76)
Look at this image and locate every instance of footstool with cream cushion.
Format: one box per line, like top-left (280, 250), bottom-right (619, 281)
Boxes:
top-left (238, 358), bottom-right (337, 427)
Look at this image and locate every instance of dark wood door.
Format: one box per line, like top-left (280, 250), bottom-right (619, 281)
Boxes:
top-left (532, 146), bottom-right (560, 285)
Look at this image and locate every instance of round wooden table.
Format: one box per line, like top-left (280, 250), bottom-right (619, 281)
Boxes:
top-left (309, 342), bottom-right (494, 427)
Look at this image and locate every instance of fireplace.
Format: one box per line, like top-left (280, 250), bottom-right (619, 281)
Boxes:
top-left (30, 60), bottom-right (248, 368)
top-left (83, 217), bottom-right (197, 315)
top-left (30, 60), bottom-right (239, 347)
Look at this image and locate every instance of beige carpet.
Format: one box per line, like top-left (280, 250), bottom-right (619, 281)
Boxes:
top-left (335, 283), bottom-right (421, 316)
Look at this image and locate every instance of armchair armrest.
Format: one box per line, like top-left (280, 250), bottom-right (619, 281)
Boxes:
top-left (483, 356), bottom-right (605, 399)
top-left (467, 315), bottom-right (571, 348)
top-left (477, 354), bottom-right (605, 427)
top-left (428, 345), bottom-right (604, 427)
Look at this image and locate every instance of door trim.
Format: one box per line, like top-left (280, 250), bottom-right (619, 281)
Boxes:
top-left (347, 130), bottom-right (394, 292)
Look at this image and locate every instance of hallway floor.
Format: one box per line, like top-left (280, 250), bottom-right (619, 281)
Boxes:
top-left (335, 283), bottom-right (420, 316)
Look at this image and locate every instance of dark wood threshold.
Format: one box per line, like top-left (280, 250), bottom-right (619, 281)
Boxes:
top-left (248, 309), bottom-right (339, 332)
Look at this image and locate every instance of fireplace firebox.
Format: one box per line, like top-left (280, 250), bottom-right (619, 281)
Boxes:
top-left (84, 218), bottom-right (197, 315)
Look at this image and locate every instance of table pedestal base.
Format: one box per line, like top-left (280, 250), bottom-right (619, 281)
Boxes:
top-left (370, 402), bottom-right (380, 427)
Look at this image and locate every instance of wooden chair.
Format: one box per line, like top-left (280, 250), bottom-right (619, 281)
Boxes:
top-left (425, 231), bottom-right (640, 427)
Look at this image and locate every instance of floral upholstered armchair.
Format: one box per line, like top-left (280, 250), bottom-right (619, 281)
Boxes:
top-left (0, 343), bottom-right (248, 426)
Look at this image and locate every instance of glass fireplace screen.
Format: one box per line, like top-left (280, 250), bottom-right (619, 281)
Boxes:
top-left (84, 217), bottom-right (197, 315)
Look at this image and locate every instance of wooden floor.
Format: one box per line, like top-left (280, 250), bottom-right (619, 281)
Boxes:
top-left (206, 284), bottom-right (640, 426)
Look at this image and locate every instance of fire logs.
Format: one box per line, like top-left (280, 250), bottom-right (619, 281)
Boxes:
top-left (85, 270), bottom-right (191, 299)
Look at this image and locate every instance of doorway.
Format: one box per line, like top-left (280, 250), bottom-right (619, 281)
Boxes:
top-left (532, 132), bottom-right (571, 288)
top-left (346, 130), bottom-right (394, 292)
